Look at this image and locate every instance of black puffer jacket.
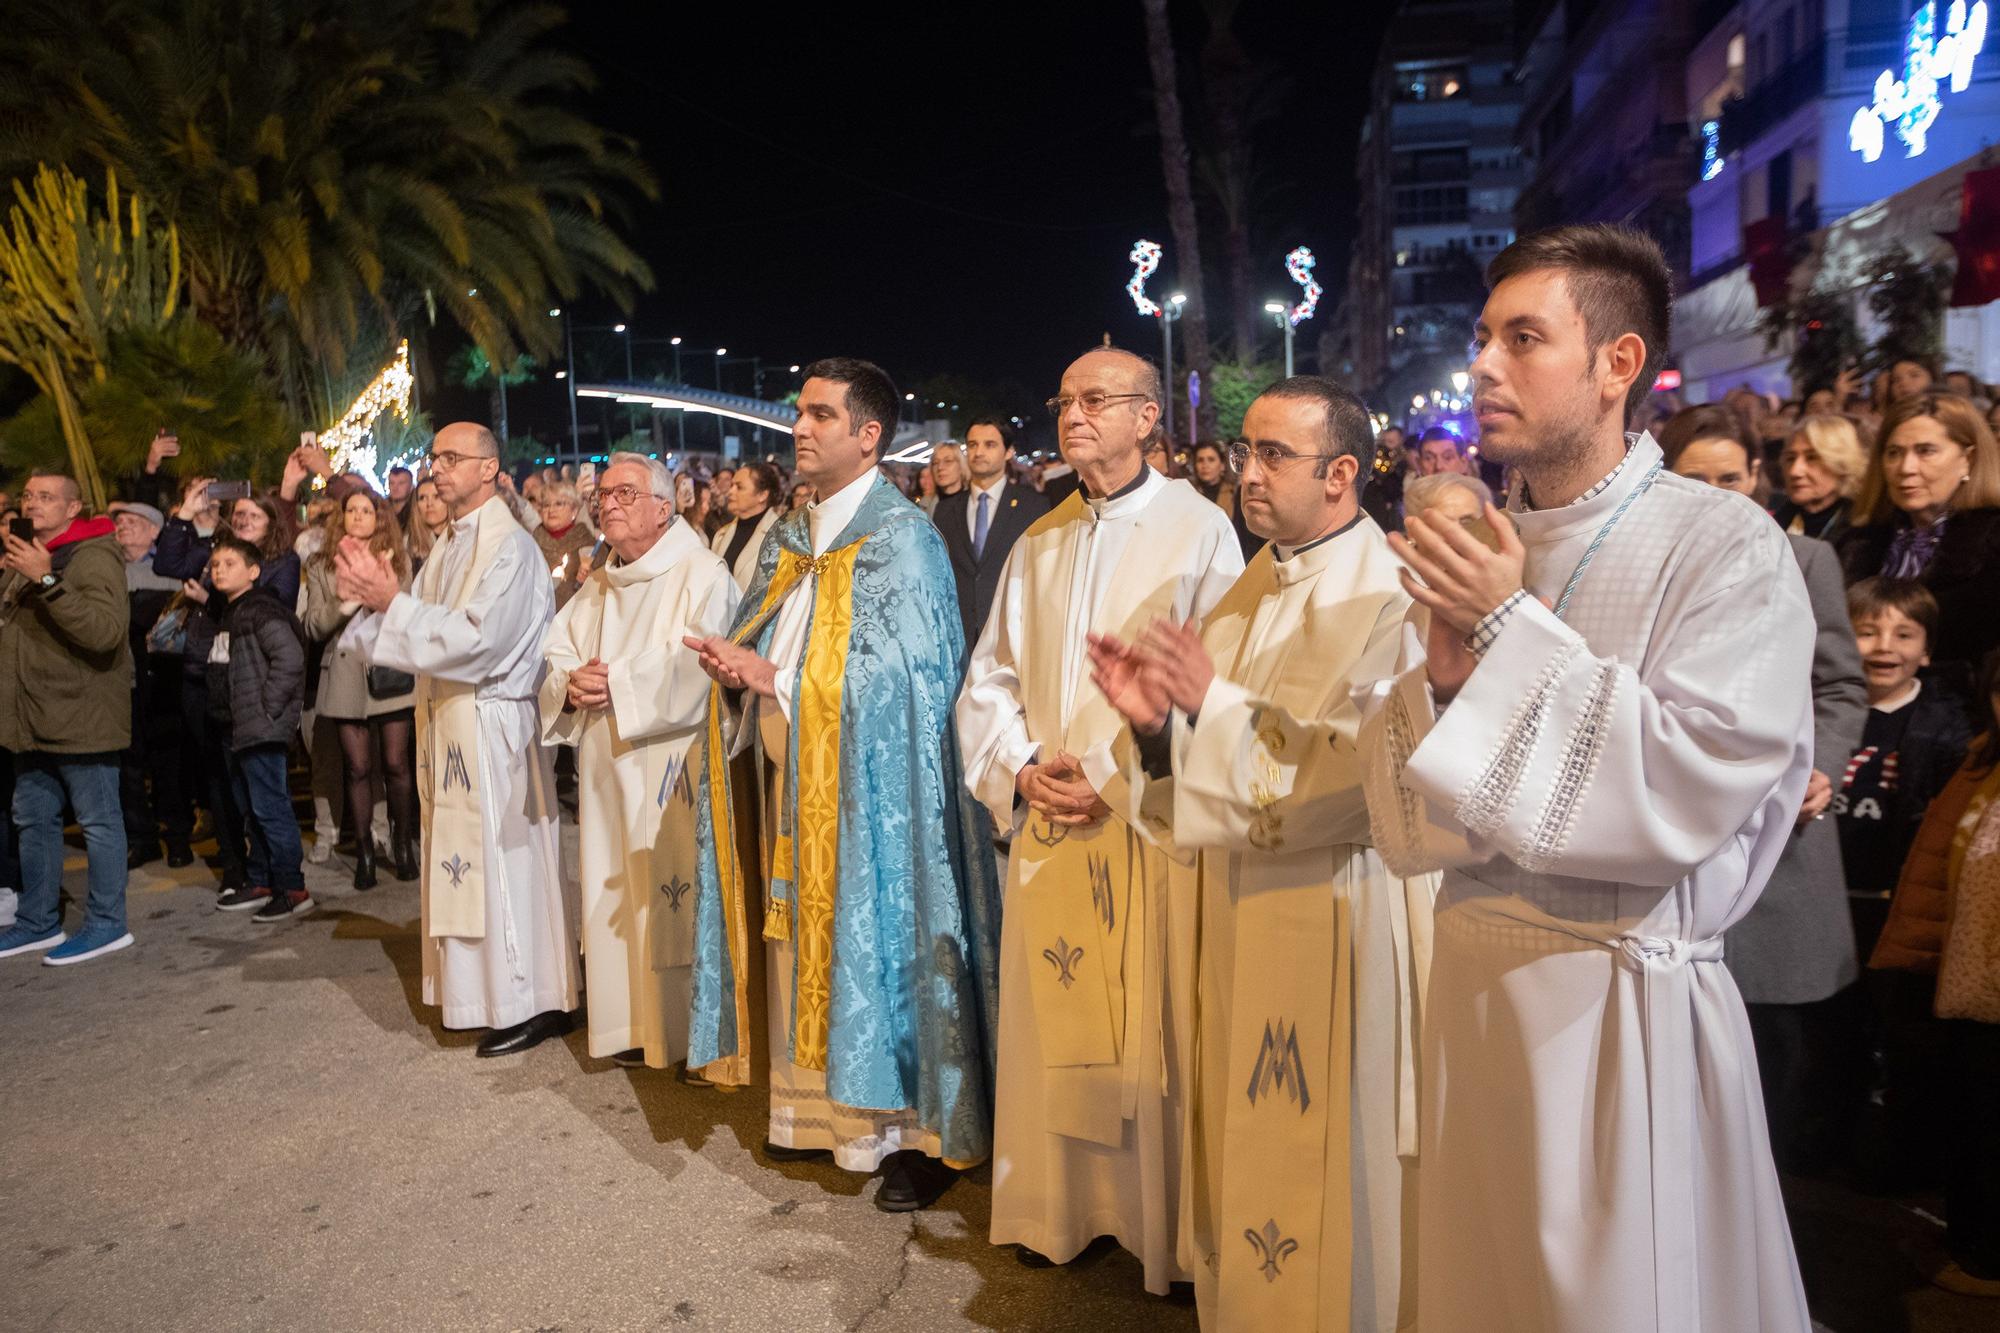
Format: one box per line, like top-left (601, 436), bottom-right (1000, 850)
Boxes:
top-left (204, 586), bottom-right (305, 751)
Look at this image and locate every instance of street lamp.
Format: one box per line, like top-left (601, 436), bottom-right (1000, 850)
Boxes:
top-left (550, 308), bottom-right (580, 463)
top-left (1452, 371), bottom-right (1470, 395)
top-left (1265, 300), bottom-right (1294, 378)
top-left (1162, 292), bottom-right (1186, 444)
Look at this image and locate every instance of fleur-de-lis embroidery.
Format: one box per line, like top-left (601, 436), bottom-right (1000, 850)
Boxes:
top-left (1246, 1018), bottom-right (1311, 1112)
top-left (1088, 853), bottom-right (1115, 931)
top-left (1041, 937), bottom-right (1084, 989)
top-left (659, 877), bottom-right (691, 911)
top-left (440, 853), bottom-right (471, 889)
top-left (441, 743), bottom-right (471, 793)
top-left (1244, 1218), bottom-right (1298, 1283)
top-left (1028, 817), bottom-right (1069, 848)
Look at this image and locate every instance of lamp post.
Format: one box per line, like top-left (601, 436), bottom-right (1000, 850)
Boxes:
top-left (1163, 292), bottom-right (1185, 443)
top-left (550, 308), bottom-right (579, 465)
top-left (1265, 300), bottom-right (1294, 378)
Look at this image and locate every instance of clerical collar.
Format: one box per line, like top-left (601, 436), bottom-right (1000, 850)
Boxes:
top-left (806, 466), bottom-right (878, 553)
top-left (1275, 510), bottom-right (1364, 561)
top-left (1082, 464), bottom-right (1149, 504)
top-left (1518, 433), bottom-right (1639, 512)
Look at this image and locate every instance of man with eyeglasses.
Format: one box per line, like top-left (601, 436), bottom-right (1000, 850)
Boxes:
top-left (682, 356), bottom-right (1002, 1213)
top-left (334, 422), bottom-right (580, 1058)
top-left (1087, 377), bottom-right (1433, 1330)
top-left (956, 346), bottom-right (1241, 1291)
top-left (540, 452), bottom-right (740, 1076)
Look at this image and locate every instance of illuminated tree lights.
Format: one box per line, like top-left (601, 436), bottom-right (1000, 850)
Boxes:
top-left (1284, 246), bottom-right (1322, 326)
top-left (1849, 0), bottom-right (1988, 162)
top-left (320, 340), bottom-right (414, 488)
top-left (1126, 239), bottom-right (1163, 317)
top-left (1701, 120), bottom-right (1725, 181)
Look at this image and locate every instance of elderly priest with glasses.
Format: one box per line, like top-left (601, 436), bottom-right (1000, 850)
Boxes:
top-left (541, 452), bottom-right (740, 1074)
top-left (337, 422), bottom-right (579, 1057)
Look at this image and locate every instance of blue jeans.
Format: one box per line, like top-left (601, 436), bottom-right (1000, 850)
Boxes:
top-left (226, 743), bottom-right (303, 892)
top-left (13, 752), bottom-right (128, 936)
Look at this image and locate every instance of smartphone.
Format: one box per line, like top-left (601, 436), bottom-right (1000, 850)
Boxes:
top-left (207, 480), bottom-right (252, 502)
top-left (8, 515), bottom-right (33, 543)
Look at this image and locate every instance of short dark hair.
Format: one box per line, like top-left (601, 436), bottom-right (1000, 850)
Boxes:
top-left (1487, 223), bottom-right (1673, 425)
top-left (388, 466), bottom-right (412, 480)
top-left (802, 357), bottom-right (900, 449)
top-left (1656, 403), bottom-right (1749, 469)
top-left (1418, 425), bottom-right (1461, 446)
top-left (1847, 576), bottom-right (1938, 645)
top-left (1257, 375), bottom-right (1374, 474)
top-left (739, 462), bottom-right (782, 504)
top-left (966, 416), bottom-right (1017, 451)
top-left (209, 533), bottom-right (264, 571)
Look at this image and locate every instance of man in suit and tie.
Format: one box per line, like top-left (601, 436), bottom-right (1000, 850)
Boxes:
top-left (934, 418), bottom-right (1048, 648)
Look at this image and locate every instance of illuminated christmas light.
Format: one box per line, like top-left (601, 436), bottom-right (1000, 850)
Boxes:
top-left (1850, 0), bottom-right (1988, 162)
top-left (1284, 246), bottom-right (1322, 326)
top-left (1701, 120), bottom-right (1725, 181)
top-left (1126, 239), bottom-right (1163, 317)
top-left (320, 340), bottom-right (415, 490)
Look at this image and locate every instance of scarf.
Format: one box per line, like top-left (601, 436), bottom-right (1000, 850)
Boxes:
top-left (1884, 514), bottom-right (1947, 578)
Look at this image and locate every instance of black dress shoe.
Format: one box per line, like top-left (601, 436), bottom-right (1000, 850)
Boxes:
top-left (352, 840), bottom-right (377, 891)
top-left (165, 840), bottom-right (194, 868)
top-left (761, 1141), bottom-right (832, 1163)
top-left (610, 1048), bottom-right (646, 1068)
top-left (874, 1149), bottom-right (958, 1212)
top-left (1014, 1244), bottom-right (1056, 1269)
top-left (127, 842), bottom-right (162, 871)
top-left (474, 1010), bottom-right (570, 1057)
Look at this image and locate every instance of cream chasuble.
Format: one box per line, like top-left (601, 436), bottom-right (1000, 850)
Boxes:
top-left (540, 518), bottom-right (740, 1067)
top-left (1121, 517), bottom-right (1433, 1333)
top-left (958, 467), bottom-right (1242, 1293)
top-left (358, 493), bottom-right (579, 1031)
top-left (1357, 436), bottom-right (1816, 1333)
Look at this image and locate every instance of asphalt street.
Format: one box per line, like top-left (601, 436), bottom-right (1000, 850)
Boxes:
top-left (2, 828), bottom-right (1987, 1331)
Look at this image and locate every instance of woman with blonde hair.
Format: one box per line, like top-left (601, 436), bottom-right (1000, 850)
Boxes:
top-left (1774, 413), bottom-right (1871, 542)
top-left (1838, 393), bottom-right (2000, 687)
top-left (403, 475), bottom-right (449, 575)
top-left (303, 488), bottom-right (418, 888)
top-left (532, 478), bottom-right (593, 609)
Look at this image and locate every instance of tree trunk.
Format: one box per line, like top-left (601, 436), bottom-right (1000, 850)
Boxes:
top-left (1201, 1), bottom-right (1256, 359)
top-left (1141, 0), bottom-right (1216, 440)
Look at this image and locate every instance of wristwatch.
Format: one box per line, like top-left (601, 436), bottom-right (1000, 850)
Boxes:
top-left (36, 571), bottom-right (64, 601)
top-left (37, 572), bottom-right (58, 590)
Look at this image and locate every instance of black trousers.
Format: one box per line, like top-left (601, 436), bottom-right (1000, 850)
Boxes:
top-left (120, 659), bottom-right (195, 846)
top-left (1945, 1017), bottom-right (2000, 1279)
top-left (178, 675), bottom-right (245, 877)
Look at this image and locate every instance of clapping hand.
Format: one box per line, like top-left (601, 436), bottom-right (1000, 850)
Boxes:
top-left (567, 657), bottom-right (612, 711)
top-left (334, 536), bottom-right (399, 612)
top-left (1087, 616), bottom-right (1214, 734)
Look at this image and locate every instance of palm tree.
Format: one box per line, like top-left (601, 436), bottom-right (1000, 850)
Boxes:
top-left (0, 0), bottom-right (655, 421)
top-left (1139, 0), bottom-right (1216, 439)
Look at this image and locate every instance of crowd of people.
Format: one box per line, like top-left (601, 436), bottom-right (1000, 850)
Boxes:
top-left (2, 221), bottom-right (1998, 1329)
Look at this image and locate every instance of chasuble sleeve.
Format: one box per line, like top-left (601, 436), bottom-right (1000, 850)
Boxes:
top-left (954, 543), bottom-right (1038, 827)
top-left (608, 564), bottom-right (742, 745)
top-left (368, 537), bottom-right (552, 688)
top-left (537, 587), bottom-right (588, 747)
top-left (1396, 526), bottom-right (1815, 887)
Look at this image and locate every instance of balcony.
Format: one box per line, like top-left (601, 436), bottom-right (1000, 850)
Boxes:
top-left (1717, 39), bottom-right (1827, 156)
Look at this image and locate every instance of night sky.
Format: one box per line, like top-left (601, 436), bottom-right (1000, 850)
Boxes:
top-left (464, 0), bottom-right (1392, 443)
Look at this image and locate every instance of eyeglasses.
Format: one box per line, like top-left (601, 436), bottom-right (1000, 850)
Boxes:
top-left (596, 484), bottom-right (659, 510)
top-left (426, 450), bottom-right (491, 471)
top-left (1044, 391), bottom-right (1147, 418)
top-left (1227, 442), bottom-right (1328, 473)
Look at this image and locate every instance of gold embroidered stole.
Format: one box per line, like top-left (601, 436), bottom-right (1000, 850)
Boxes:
top-left (415, 498), bottom-right (523, 939)
top-left (1196, 559), bottom-right (1353, 1327)
top-left (1012, 497), bottom-right (1183, 1144)
top-left (699, 539), bottom-right (867, 1077)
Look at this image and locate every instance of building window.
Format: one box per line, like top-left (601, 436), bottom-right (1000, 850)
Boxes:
top-left (1393, 185), bottom-right (1469, 225)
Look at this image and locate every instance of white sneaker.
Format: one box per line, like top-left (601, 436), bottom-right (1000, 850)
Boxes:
top-left (0, 887), bottom-right (16, 928)
top-left (305, 837), bottom-right (333, 865)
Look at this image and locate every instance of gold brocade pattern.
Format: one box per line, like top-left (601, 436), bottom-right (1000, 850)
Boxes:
top-left (787, 541), bottom-right (865, 1071)
top-left (701, 551), bottom-right (810, 1075)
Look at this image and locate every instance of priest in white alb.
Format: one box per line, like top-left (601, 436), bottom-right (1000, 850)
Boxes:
top-left (956, 346), bottom-right (1242, 1291)
top-left (1090, 376), bottom-right (1433, 1332)
top-left (1358, 226), bottom-right (1815, 1331)
top-left (338, 422), bottom-right (579, 1058)
top-left (540, 453), bottom-right (739, 1071)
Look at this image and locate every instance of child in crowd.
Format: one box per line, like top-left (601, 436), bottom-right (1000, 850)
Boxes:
top-left (1838, 578), bottom-right (1974, 950)
top-left (205, 537), bottom-right (312, 922)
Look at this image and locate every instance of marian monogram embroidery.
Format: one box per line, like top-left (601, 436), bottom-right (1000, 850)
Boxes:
top-left (1088, 853), bottom-right (1115, 931)
top-left (658, 755), bottom-right (692, 810)
top-left (441, 742), bottom-right (472, 793)
top-left (440, 853), bottom-right (471, 889)
top-left (1244, 1218), bottom-right (1298, 1283)
top-left (659, 877), bottom-right (691, 911)
top-left (1042, 936), bottom-right (1084, 989)
top-left (1246, 1018), bottom-right (1311, 1112)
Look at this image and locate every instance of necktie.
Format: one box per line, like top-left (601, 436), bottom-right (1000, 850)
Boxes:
top-left (973, 490), bottom-right (991, 560)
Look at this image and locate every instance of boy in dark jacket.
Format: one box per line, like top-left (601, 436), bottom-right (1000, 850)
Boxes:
top-left (205, 537), bottom-right (311, 921)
